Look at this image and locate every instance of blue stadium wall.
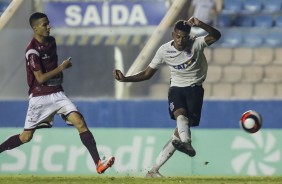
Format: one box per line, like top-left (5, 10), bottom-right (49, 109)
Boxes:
top-left (1, 100), bottom-right (282, 176)
top-left (0, 100), bottom-right (281, 129)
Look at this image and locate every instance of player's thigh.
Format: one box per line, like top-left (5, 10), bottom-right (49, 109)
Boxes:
top-left (24, 95), bottom-right (55, 129)
top-left (168, 87), bottom-right (188, 119)
top-left (55, 92), bottom-right (78, 115)
top-left (54, 92), bottom-right (82, 125)
top-left (185, 85), bottom-right (204, 126)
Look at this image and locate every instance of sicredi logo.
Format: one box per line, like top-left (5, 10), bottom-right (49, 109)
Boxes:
top-left (0, 135), bottom-right (156, 173)
top-left (231, 132), bottom-right (281, 176)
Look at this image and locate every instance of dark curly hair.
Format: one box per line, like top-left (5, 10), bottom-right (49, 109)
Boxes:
top-left (29, 12), bottom-right (47, 27)
top-left (174, 20), bottom-right (191, 33)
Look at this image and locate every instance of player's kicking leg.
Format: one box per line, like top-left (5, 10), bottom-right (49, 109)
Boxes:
top-left (173, 115), bottom-right (196, 157)
top-left (66, 112), bottom-right (115, 174)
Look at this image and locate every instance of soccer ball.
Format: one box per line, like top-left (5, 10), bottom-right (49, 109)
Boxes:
top-left (240, 110), bottom-right (262, 133)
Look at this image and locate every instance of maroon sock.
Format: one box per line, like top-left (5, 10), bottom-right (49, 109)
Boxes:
top-left (80, 130), bottom-right (100, 166)
top-left (0, 134), bottom-right (23, 153)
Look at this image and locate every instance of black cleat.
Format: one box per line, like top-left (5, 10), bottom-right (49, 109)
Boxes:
top-left (172, 140), bottom-right (196, 157)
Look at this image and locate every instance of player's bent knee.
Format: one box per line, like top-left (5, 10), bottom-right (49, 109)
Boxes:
top-left (77, 120), bottom-right (87, 128)
top-left (173, 109), bottom-right (187, 118)
top-left (74, 119), bottom-right (88, 131)
top-left (65, 111), bottom-right (85, 122)
top-left (20, 134), bottom-right (33, 143)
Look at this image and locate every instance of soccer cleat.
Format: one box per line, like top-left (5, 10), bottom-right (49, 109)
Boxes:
top-left (145, 170), bottom-right (164, 178)
top-left (96, 156), bottom-right (115, 174)
top-left (172, 140), bottom-right (196, 157)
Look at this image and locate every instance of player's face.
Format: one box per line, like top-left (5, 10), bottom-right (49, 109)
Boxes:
top-left (172, 29), bottom-right (189, 51)
top-left (33, 17), bottom-right (51, 37)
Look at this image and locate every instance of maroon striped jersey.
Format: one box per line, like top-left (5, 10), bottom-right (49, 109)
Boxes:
top-left (25, 36), bottom-right (63, 97)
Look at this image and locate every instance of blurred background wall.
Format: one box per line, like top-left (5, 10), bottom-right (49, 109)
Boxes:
top-left (1, 0), bottom-right (282, 100)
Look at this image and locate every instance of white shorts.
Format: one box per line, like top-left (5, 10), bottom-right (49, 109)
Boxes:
top-left (24, 91), bottom-right (78, 130)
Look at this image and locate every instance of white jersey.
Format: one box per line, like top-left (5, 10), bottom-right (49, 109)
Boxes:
top-left (149, 36), bottom-right (208, 87)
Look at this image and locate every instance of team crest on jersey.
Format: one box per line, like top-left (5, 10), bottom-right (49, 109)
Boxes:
top-left (172, 58), bottom-right (196, 70)
top-left (42, 53), bottom-right (50, 60)
top-left (169, 102), bottom-right (174, 111)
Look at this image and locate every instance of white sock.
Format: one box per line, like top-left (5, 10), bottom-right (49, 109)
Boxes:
top-left (151, 138), bottom-right (176, 172)
top-left (176, 115), bottom-right (190, 143)
top-left (172, 133), bottom-right (180, 141)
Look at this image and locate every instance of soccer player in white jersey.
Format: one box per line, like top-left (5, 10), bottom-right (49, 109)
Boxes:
top-left (0, 12), bottom-right (114, 174)
top-left (113, 16), bottom-right (221, 177)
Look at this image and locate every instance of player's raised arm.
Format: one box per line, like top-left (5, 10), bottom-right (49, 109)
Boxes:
top-left (186, 16), bottom-right (221, 46)
top-left (33, 57), bottom-right (72, 84)
top-left (113, 66), bottom-right (157, 82)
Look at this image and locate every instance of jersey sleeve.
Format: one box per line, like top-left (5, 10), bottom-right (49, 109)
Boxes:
top-left (149, 46), bottom-right (164, 69)
top-left (193, 36), bottom-right (208, 52)
top-left (25, 49), bottom-right (41, 72)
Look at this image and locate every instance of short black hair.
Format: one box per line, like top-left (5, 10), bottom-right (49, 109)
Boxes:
top-left (174, 20), bottom-right (191, 33)
top-left (29, 12), bottom-right (47, 27)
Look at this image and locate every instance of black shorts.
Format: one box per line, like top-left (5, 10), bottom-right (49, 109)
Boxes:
top-left (168, 85), bottom-right (204, 127)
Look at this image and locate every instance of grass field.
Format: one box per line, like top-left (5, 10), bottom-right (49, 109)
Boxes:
top-left (0, 175), bottom-right (281, 184)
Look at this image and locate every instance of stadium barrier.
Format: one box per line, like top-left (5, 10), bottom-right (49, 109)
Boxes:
top-left (0, 100), bottom-right (281, 176)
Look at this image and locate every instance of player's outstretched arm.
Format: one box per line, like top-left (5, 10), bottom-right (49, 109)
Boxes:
top-left (113, 66), bottom-right (157, 82)
top-left (34, 57), bottom-right (72, 84)
top-left (187, 16), bottom-right (221, 46)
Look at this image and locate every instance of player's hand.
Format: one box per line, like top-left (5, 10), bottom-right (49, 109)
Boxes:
top-left (113, 69), bottom-right (125, 82)
top-left (61, 57), bottom-right (72, 70)
top-left (186, 16), bottom-right (201, 27)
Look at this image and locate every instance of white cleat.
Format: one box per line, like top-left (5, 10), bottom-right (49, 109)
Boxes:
top-left (145, 170), bottom-right (164, 178)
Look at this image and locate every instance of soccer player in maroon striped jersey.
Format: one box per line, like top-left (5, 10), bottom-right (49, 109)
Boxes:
top-left (0, 12), bottom-right (114, 174)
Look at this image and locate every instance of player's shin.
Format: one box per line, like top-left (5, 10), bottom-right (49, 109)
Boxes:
top-left (176, 115), bottom-right (190, 143)
top-left (151, 137), bottom-right (176, 172)
top-left (0, 134), bottom-right (23, 153)
top-left (79, 130), bottom-right (100, 166)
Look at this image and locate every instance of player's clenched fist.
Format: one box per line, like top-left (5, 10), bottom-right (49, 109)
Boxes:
top-left (186, 16), bottom-right (201, 27)
top-left (113, 69), bottom-right (125, 82)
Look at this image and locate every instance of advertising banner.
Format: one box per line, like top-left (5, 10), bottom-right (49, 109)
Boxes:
top-left (44, 1), bottom-right (169, 27)
top-left (0, 128), bottom-right (281, 176)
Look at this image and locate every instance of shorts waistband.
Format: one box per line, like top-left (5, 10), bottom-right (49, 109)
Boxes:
top-left (190, 83), bottom-right (202, 87)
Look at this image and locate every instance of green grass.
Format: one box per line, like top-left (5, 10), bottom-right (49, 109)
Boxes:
top-left (0, 176), bottom-right (281, 184)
